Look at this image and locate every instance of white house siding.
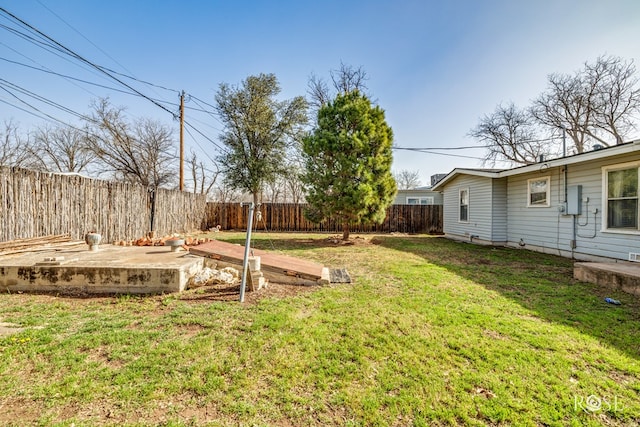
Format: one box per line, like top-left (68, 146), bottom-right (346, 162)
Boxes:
top-left (442, 175), bottom-right (496, 243)
top-left (506, 167), bottom-right (571, 256)
top-left (506, 152), bottom-right (640, 261)
top-left (491, 179), bottom-right (508, 242)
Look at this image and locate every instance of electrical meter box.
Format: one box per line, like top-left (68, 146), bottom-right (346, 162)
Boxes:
top-left (567, 185), bottom-right (582, 215)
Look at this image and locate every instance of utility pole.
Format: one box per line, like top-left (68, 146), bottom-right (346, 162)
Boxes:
top-left (179, 90), bottom-right (185, 191)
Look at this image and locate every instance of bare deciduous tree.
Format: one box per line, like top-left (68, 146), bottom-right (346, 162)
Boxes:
top-left (470, 103), bottom-right (549, 166)
top-left (307, 62), bottom-right (370, 114)
top-left (211, 179), bottom-right (244, 203)
top-left (32, 125), bottom-right (95, 173)
top-left (532, 55), bottom-right (640, 152)
top-left (0, 120), bottom-right (38, 168)
top-left (187, 150), bottom-right (219, 196)
top-left (283, 162), bottom-right (306, 204)
top-left (588, 55), bottom-right (640, 145)
top-left (264, 177), bottom-right (285, 203)
top-left (85, 98), bottom-right (176, 188)
top-left (394, 169), bottom-right (422, 190)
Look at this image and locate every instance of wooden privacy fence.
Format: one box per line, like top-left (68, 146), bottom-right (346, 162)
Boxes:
top-left (0, 166), bottom-right (441, 243)
top-left (203, 203), bottom-right (443, 234)
top-left (0, 166), bottom-right (207, 244)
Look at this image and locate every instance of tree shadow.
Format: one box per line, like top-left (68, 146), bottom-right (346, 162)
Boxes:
top-left (212, 232), bottom-right (374, 252)
top-left (370, 235), bottom-right (640, 361)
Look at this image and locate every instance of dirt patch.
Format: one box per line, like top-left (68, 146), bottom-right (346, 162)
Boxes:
top-left (0, 279), bottom-right (320, 307)
top-left (0, 321), bottom-right (25, 337)
top-left (177, 280), bottom-right (319, 304)
top-left (321, 235), bottom-right (373, 246)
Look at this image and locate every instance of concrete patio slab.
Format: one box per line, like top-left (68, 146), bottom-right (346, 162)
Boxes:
top-left (0, 242), bottom-right (203, 295)
top-left (574, 261), bottom-right (640, 296)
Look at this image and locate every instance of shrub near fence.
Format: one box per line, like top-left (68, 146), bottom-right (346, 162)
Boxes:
top-left (0, 166), bottom-right (207, 243)
top-left (203, 203), bottom-right (443, 234)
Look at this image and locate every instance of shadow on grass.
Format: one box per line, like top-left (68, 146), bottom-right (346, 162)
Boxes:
top-left (370, 235), bottom-right (640, 361)
top-left (211, 232), bottom-right (355, 252)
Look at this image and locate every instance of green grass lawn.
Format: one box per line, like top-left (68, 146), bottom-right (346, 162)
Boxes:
top-left (0, 233), bottom-right (638, 426)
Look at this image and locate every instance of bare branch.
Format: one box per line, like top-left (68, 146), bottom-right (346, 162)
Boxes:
top-left (0, 120), bottom-right (39, 169)
top-left (32, 125), bottom-right (96, 173)
top-left (394, 169), bottom-right (422, 190)
top-left (471, 103), bottom-right (550, 166)
top-left (532, 55), bottom-right (640, 152)
top-left (307, 63), bottom-right (371, 118)
top-left (84, 98), bottom-right (177, 188)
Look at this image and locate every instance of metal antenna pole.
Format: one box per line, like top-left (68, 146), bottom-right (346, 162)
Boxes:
top-left (239, 202), bottom-right (255, 303)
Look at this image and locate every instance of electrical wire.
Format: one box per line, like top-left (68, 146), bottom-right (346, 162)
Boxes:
top-left (0, 97), bottom-right (58, 124)
top-left (182, 124), bottom-right (220, 165)
top-left (0, 7), bottom-right (177, 118)
top-left (0, 22), bottom-right (111, 87)
top-left (0, 56), bottom-right (138, 96)
top-left (184, 120), bottom-right (227, 153)
top-left (34, 0), bottom-right (141, 86)
top-left (188, 94), bottom-right (225, 127)
top-left (0, 85), bottom-right (81, 127)
top-left (394, 145), bottom-right (485, 151)
top-left (393, 147), bottom-right (486, 160)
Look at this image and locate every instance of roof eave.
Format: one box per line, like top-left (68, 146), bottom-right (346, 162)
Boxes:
top-left (432, 140), bottom-right (640, 189)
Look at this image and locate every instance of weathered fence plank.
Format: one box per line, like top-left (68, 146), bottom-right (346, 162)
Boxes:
top-left (0, 167), bottom-right (207, 244)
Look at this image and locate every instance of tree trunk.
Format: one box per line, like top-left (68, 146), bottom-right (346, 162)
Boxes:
top-left (342, 223), bottom-right (350, 241)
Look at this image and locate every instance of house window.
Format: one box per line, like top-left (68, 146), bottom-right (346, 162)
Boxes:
top-left (407, 197), bottom-right (434, 205)
top-left (459, 188), bottom-right (469, 222)
top-left (527, 176), bottom-right (550, 207)
top-left (604, 164), bottom-right (639, 231)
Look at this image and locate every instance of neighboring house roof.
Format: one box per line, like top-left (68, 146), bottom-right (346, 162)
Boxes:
top-left (397, 186), bottom-right (436, 192)
top-left (431, 139), bottom-right (640, 191)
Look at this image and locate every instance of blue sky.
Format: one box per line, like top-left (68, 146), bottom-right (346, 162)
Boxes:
top-left (2, 1), bottom-right (640, 186)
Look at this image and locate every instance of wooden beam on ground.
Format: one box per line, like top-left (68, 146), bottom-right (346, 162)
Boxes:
top-left (189, 240), bottom-right (327, 283)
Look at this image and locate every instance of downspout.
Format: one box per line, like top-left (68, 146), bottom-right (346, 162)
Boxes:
top-left (563, 129), bottom-right (568, 205)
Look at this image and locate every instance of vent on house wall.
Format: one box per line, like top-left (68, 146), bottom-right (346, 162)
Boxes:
top-left (629, 252), bottom-right (640, 262)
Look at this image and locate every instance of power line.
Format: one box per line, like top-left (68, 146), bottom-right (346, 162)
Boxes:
top-left (0, 22), bottom-right (103, 82)
top-left (184, 120), bottom-right (226, 153)
top-left (0, 56), bottom-right (138, 96)
top-left (0, 7), bottom-right (177, 118)
top-left (188, 94), bottom-right (225, 127)
top-left (34, 1), bottom-right (179, 99)
top-left (395, 148), bottom-right (485, 160)
top-left (101, 66), bottom-right (180, 94)
top-left (0, 7), bottom-right (227, 172)
top-left (0, 97), bottom-right (58, 124)
top-left (0, 78), bottom-right (89, 120)
top-left (34, 0), bottom-right (140, 83)
top-left (182, 124), bottom-right (220, 166)
top-left (394, 145), bottom-right (485, 151)
top-left (393, 135), bottom-right (564, 153)
top-left (0, 84), bottom-right (80, 127)
top-left (188, 94), bottom-right (217, 111)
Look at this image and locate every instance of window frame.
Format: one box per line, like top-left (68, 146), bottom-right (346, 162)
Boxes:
top-left (527, 176), bottom-right (551, 208)
top-left (459, 188), bottom-right (469, 223)
top-left (602, 161), bottom-right (640, 234)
